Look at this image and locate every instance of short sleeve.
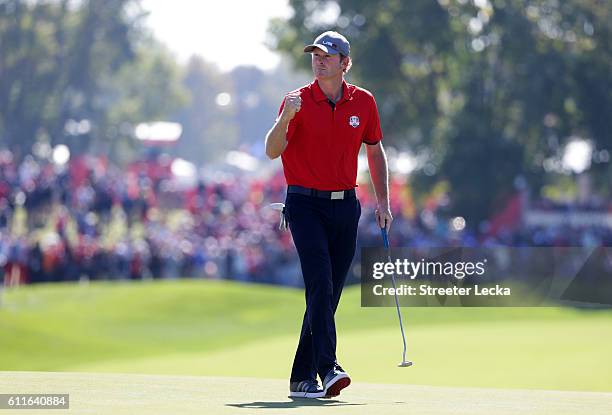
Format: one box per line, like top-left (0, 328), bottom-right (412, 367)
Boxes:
top-left (362, 96), bottom-right (383, 145)
top-left (278, 98), bottom-right (298, 141)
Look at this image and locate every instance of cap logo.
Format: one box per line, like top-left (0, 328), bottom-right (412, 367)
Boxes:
top-left (322, 40), bottom-right (337, 49)
top-left (349, 115), bottom-right (360, 128)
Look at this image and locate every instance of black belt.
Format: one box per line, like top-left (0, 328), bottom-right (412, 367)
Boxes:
top-left (287, 185), bottom-right (356, 200)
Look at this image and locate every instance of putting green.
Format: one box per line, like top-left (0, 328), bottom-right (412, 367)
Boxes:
top-left (1, 372), bottom-right (611, 415)
top-left (68, 318), bottom-right (612, 392)
top-left (1, 280), bottom-right (611, 392)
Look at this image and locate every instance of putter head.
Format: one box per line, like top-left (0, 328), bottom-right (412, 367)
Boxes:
top-left (398, 361), bottom-right (413, 367)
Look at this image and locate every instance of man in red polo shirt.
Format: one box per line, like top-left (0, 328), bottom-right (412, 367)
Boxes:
top-left (265, 31), bottom-right (392, 399)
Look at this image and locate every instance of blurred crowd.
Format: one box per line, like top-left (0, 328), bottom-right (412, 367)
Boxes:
top-left (1, 149), bottom-right (611, 287)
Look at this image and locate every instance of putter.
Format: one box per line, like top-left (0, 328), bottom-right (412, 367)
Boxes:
top-left (381, 227), bottom-right (413, 367)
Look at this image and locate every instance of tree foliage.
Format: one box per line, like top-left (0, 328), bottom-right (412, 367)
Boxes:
top-left (269, 0), bottom-right (612, 226)
top-left (0, 0), bottom-right (186, 161)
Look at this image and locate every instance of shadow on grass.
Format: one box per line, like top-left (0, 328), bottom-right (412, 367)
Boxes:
top-left (226, 397), bottom-right (366, 409)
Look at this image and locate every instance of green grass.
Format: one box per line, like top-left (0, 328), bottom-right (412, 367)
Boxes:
top-left (1, 279), bottom-right (611, 392)
top-left (4, 372), bottom-right (612, 415)
top-left (0, 372), bottom-right (612, 415)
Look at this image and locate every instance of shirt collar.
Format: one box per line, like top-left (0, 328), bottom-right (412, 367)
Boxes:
top-left (311, 79), bottom-right (353, 104)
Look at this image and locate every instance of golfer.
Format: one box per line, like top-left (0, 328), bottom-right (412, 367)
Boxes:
top-left (265, 31), bottom-right (392, 398)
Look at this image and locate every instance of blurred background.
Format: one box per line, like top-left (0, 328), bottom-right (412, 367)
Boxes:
top-left (1, 0), bottom-right (610, 288)
top-left (1, 0), bottom-right (611, 392)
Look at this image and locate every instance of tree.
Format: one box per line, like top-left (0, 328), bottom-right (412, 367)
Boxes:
top-left (99, 37), bottom-right (188, 163)
top-left (269, 0), bottom-right (612, 227)
top-left (0, 0), bottom-right (186, 163)
top-left (172, 56), bottom-right (238, 165)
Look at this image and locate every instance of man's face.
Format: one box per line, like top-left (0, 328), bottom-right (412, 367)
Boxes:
top-left (311, 48), bottom-right (345, 80)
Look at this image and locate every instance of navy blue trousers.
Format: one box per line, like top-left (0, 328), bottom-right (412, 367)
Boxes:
top-left (284, 192), bottom-right (361, 382)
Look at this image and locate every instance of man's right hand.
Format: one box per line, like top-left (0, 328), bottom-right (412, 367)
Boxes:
top-left (266, 93), bottom-right (300, 159)
top-left (280, 93), bottom-right (302, 121)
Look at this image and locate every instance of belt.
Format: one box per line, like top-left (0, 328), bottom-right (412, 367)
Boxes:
top-left (287, 185), bottom-right (356, 200)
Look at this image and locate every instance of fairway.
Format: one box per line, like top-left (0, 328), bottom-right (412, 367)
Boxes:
top-left (1, 279), bottom-right (611, 395)
top-left (2, 371), bottom-right (612, 415)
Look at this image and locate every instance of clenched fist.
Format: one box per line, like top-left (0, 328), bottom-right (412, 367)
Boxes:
top-left (280, 93), bottom-right (302, 122)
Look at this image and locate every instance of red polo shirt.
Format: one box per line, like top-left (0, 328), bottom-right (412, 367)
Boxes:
top-left (278, 80), bottom-right (383, 191)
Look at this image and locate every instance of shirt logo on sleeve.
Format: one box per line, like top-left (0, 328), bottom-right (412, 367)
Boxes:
top-left (348, 115), bottom-right (360, 128)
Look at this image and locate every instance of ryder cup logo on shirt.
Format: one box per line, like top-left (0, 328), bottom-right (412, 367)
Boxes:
top-left (349, 115), bottom-right (360, 128)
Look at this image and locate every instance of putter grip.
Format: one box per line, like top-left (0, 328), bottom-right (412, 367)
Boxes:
top-left (381, 228), bottom-right (389, 248)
